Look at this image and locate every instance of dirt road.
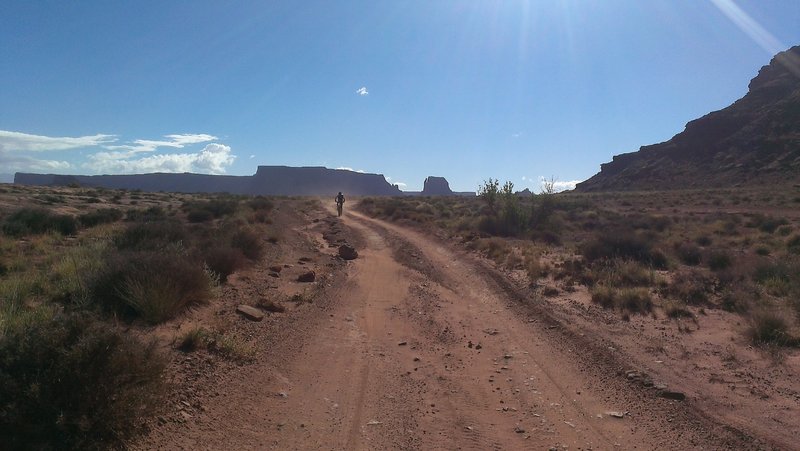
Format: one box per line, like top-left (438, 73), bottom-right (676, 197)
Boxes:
top-left (141, 207), bottom-right (759, 450)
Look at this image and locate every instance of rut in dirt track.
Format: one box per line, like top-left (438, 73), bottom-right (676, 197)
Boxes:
top-left (146, 208), bottom-right (744, 450)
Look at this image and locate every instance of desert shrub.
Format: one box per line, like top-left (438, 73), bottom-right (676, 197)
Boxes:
top-left (248, 196), bottom-right (274, 212)
top-left (0, 313), bottom-right (165, 449)
top-left (748, 310), bottom-right (797, 347)
top-left (618, 288), bottom-right (652, 313)
top-left (582, 229), bottom-right (667, 269)
top-left (667, 270), bottom-right (712, 305)
top-left (78, 208), bottom-right (124, 227)
top-left (91, 251), bottom-right (213, 323)
top-left (113, 220), bottom-right (188, 251)
top-left (182, 199), bottom-right (238, 219)
top-left (231, 227), bottom-right (264, 261)
top-left (177, 326), bottom-right (210, 352)
top-left (664, 300), bottom-right (693, 318)
top-left (590, 286), bottom-right (616, 308)
top-left (675, 242), bottom-right (702, 265)
top-left (695, 235), bottom-right (712, 246)
top-left (758, 217), bottom-right (789, 234)
top-left (2, 208), bottom-right (78, 237)
top-left (788, 235), bottom-right (800, 254)
top-left (125, 205), bottom-right (166, 222)
top-left (187, 208), bottom-right (214, 223)
top-left (590, 286), bottom-right (652, 313)
top-left (707, 250), bottom-right (732, 271)
top-left (777, 225), bottom-right (793, 237)
top-left (202, 246), bottom-right (246, 283)
top-left (589, 259), bottom-right (653, 287)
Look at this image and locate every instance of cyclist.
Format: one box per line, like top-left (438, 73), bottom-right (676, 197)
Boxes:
top-left (335, 192), bottom-right (345, 217)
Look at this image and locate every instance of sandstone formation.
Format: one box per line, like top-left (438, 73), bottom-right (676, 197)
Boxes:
top-left (421, 176), bottom-right (453, 195)
top-left (577, 45), bottom-right (800, 191)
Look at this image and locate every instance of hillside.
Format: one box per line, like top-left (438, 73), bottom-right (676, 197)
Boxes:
top-left (577, 45), bottom-right (800, 192)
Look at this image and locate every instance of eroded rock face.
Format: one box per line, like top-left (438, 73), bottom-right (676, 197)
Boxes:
top-left (576, 45), bottom-right (800, 192)
top-left (421, 176), bottom-right (453, 196)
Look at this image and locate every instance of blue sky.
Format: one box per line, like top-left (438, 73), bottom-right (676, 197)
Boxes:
top-left (1, 1), bottom-right (799, 191)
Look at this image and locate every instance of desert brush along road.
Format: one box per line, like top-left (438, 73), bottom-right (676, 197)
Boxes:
top-left (141, 203), bottom-right (765, 450)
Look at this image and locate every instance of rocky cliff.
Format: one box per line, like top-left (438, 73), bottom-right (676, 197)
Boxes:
top-left (576, 45), bottom-right (800, 192)
top-left (14, 166), bottom-right (402, 196)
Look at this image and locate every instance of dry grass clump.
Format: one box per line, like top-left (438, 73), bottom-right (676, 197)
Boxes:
top-left (591, 286), bottom-right (652, 313)
top-left (748, 309), bottom-right (798, 347)
top-left (77, 207), bottom-right (124, 227)
top-left (92, 251), bottom-right (214, 324)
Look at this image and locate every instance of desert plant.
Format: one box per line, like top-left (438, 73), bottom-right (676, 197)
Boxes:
top-left (77, 208), bottom-right (124, 228)
top-left (2, 208), bottom-right (78, 237)
top-left (582, 229), bottom-right (667, 269)
top-left (91, 251), bottom-right (213, 323)
top-left (231, 227), bottom-right (264, 261)
top-left (0, 313), bottom-right (165, 449)
top-left (202, 246), bottom-right (247, 283)
top-left (113, 220), bottom-right (188, 251)
top-left (748, 310), bottom-right (797, 347)
top-left (676, 242), bottom-right (702, 265)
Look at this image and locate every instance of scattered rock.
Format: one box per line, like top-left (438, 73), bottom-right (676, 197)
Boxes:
top-left (366, 420), bottom-right (382, 425)
top-left (605, 411), bottom-right (626, 418)
top-left (413, 357), bottom-right (420, 362)
top-left (258, 298), bottom-right (286, 313)
top-left (236, 305), bottom-right (265, 321)
top-left (338, 244), bottom-right (358, 260)
top-left (514, 425), bottom-right (526, 433)
top-left (484, 328), bottom-right (499, 335)
top-left (297, 271), bottom-right (316, 282)
top-left (269, 265), bottom-right (283, 273)
top-left (398, 341), bottom-right (408, 346)
top-left (269, 272), bottom-right (280, 278)
top-left (660, 390), bottom-right (686, 401)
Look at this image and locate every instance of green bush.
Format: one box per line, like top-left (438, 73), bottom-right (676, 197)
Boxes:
top-left (248, 196), bottom-right (274, 212)
top-left (2, 208), bottom-right (78, 237)
top-left (0, 313), bottom-right (165, 449)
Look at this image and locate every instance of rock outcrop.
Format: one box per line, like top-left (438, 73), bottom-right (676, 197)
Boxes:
top-left (576, 45), bottom-right (800, 192)
top-left (421, 176), bottom-right (453, 195)
top-left (14, 166), bottom-right (402, 196)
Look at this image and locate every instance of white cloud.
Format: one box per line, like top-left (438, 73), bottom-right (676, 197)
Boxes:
top-left (249, 154), bottom-right (255, 159)
top-left (539, 176), bottom-right (582, 192)
top-left (0, 130), bottom-right (116, 152)
top-left (336, 166), bottom-right (365, 173)
top-left (105, 133), bottom-right (217, 153)
top-left (394, 182), bottom-right (407, 188)
top-left (512, 132), bottom-right (523, 138)
top-left (356, 87), bottom-right (369, 96)
top-left (85, 143), bottom-right (235, 175)
top-left (0, 150), bottom-right (71, 173)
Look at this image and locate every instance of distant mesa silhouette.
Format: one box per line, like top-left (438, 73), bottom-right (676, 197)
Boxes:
top-left (421, 176), bottom-right (452, 195)
top-left (14, 166), bottom-right (402, 196)
top-left (576, 45), bottom-right (800, 192)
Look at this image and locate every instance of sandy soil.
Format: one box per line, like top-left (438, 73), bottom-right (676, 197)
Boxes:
top-left (135, 205), bottom-right (782, 450)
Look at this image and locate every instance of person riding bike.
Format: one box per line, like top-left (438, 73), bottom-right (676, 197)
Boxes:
top-left (335, 192), bottom-right (345, 217)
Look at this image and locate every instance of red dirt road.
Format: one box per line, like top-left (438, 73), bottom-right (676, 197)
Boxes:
top-left (139, 207), bottom-right (764, 450)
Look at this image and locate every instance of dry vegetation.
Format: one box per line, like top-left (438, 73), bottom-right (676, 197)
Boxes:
top-left (0, 184), bottom-right (280, 449)
top-left (358, 183), bottom-right (800, 348)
